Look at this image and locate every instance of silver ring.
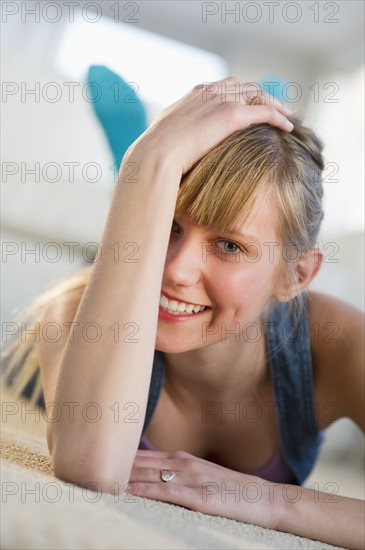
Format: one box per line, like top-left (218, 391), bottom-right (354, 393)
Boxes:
top-left (160, 470), bottom-right (176, 482)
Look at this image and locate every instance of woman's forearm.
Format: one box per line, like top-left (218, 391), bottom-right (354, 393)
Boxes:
top-left (269, 481), bottom-right (365, 549)
top-left (51, 147), bottom-right (181, 488)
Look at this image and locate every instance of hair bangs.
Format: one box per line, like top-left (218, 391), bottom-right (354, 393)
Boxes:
top-left (174, 133), bottom-right (272, 233)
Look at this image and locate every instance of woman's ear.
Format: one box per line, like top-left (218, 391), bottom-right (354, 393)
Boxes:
top-left (278, 247), bottom-right (324, 302)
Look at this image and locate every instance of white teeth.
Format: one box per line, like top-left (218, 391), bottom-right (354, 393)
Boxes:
top-left (159, 295), bottom-right (207, 315)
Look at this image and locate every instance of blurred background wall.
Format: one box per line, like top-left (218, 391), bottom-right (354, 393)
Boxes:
top-left (1, 0), bottom-right (364, 497)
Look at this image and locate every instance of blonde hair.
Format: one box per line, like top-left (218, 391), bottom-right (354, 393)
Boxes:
top-left (1, 117), bottom-right (324, 407)
top-left (1, 265), bottom-right (93, 407)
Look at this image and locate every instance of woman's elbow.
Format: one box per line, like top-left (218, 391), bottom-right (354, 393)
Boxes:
top-left (51, 446), bottom-right (130, 495)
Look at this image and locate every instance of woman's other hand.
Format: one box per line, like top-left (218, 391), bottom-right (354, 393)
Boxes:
top-left (126, 77), bottom-right (293, 176)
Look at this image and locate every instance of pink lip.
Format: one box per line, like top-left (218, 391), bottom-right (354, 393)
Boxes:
top-left (161, 290), bottom-right (209, 308)
top-left (158, 305), bottom-right (210, 323)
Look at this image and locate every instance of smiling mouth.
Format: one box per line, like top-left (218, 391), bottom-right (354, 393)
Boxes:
top-left (159, 294), bottom-right (210, 315)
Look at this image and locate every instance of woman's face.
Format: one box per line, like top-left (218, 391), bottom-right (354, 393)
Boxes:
top-left (155, 194), bottom-right (284, 354)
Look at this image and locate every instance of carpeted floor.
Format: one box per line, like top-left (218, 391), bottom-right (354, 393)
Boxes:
top-left (1, 386), bottom-right (348, 550)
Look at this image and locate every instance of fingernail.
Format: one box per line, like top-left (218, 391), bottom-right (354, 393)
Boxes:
top-left (286, 120), bottom-right (294, 131)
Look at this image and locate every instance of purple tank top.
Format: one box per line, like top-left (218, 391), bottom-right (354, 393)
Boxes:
top-left (139, 435), bottom-right (297, 484)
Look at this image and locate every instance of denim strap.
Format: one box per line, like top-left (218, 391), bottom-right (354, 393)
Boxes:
top-left (265, 296), bottom-right (324, 484)
top-left (142, 351), bottom-right (165, 435)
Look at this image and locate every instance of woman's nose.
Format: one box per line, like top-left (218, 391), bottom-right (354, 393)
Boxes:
top-left (163, 235), bottom-right (204, 287)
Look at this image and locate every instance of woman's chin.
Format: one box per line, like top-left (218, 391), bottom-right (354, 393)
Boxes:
top-left (155, 331), bottom-right (202, 354)
top-left (155, 338), bottom-right (189, 354)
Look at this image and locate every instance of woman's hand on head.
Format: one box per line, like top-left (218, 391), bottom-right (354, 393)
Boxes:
top-left (126, 76), bottom-right (293, 175)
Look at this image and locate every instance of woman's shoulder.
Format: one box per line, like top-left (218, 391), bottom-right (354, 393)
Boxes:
top-left (306, 289), bottom-right (364, 352)
top-left (306, 290), bottom-right (365, 432)
top-left (41, 286), bottom-right (84, 324)
top-left (38, 286), bottom-right (85, 403)
top-left (39, 285), bottom-right (85, 361)
top-left (39, 264), bottom-right (92, 330)
top-left (307, 289), bottom-right (364, 325)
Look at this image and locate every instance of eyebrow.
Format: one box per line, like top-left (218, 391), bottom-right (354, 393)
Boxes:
top-left (206, 227), bottom-right (260, 242)
top-left (174, 217), bottom-right (261, 242)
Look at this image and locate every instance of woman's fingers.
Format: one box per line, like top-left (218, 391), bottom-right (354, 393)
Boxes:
top-left (130, 466), bottom-right (182, 485)
top-left (130, 449), bottom-right (209, 487)
top-left (133, 76), bottom-right (295, 176)
top-left (218, 100), bottom-right (294, 133)
top-left (243, 86), bottom-right (292, 116)
top-left (130, 458), bottom-right (184, 487)
top-left (246, 104), bottom-right (294, 131)
top-left (196, 77), bottom-right (293, 123)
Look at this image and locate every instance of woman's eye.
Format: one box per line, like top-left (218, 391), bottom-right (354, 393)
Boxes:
top-left (216, 240), bottom-right (242, 254)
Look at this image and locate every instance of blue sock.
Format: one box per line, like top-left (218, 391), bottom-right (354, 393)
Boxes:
top-left (258, 76), bottom-right (287, 101)
top-left (86, 65), bottom-right (147, 169)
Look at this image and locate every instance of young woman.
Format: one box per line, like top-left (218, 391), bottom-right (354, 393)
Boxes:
top-left (3, 78), bottom-right (364, 548)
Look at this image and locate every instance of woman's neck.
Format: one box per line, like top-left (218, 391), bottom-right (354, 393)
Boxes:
top-left (163, 332), bottom-right (270, 407)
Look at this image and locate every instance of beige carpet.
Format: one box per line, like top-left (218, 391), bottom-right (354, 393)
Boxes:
top-left (1, 390), bottom-right (347, 550)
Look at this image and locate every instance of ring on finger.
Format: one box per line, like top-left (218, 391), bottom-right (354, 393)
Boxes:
top-left (160, 470), bottom-right (176, 482)
top-left (245, 94), bottom-right (262, 106)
